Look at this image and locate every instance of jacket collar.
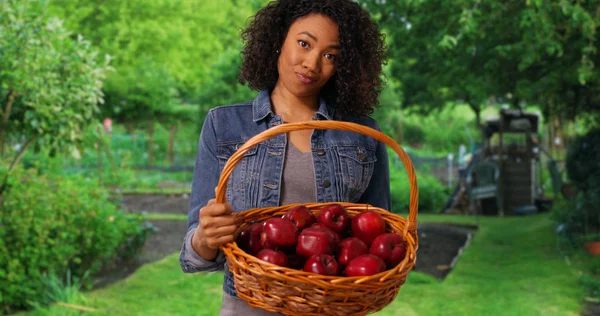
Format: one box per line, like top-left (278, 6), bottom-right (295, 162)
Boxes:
top-left (252, 89), bottom-right (333, 122)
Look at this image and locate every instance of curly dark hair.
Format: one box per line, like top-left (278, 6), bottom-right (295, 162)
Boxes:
top-left (238, 0), bottom-right (387, 116)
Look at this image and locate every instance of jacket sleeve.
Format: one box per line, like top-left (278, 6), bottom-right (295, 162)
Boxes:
top-left (179, 110), bottom-right (227, 272)
top-left (358, 120), bottom-right (392, 212)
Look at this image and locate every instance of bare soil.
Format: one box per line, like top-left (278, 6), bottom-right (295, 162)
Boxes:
top-left (92, 193), bottom-right (476, 288)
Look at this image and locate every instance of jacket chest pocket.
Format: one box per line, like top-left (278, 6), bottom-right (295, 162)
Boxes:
top-left (336, 145), bottom-right (377, 201)
top-left (216, 142), bottom-right (260, 212)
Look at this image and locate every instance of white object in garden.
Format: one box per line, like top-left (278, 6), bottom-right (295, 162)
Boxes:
top-left (458, 144), bottom-right (467, 168)
top-left (447, 153), bottom-right (454, 187)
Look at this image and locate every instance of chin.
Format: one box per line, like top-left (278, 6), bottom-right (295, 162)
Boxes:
top-left (275, 78), bottom-right (322, 99)
top-left (289, 84), bottom-right (321, 98)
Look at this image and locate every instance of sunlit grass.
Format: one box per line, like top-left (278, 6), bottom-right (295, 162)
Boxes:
top-left (43, 213), bottom-right (588, 316)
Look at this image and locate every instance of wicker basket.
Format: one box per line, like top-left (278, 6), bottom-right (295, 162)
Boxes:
top-left (219, 121), bottom-right (418, 316)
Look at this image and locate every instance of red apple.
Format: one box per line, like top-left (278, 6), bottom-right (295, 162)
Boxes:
top-left (303, 254), bottom-right (339, 276)
top-left (318, 204), bottom-right (350, 234)
top-left (337, 237), bottom-right (369, 266)
top-left (261, 218), bottom-right (299, 248)
top-left (296, 227), bottom-right (337, 257)
top-left (370, 233), bottom-right (407, 268)
top-left (282, 205), bottom-right (317, 230)
top-left (260, 234), bottom-right (275, 250)
top-left (310, 223), bottom-right (341, 245)
top-left (344, 254), bottom-right (386, 277)
top-left (351, 211), bottom-right (387, 246)
top-left (257, 249), bottom-right (289, 267)
top-left (237, 223), bottom-right (263, 255)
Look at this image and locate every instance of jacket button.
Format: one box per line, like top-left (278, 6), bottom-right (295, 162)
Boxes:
top-left (322, 179), bottom-right (331, 188)
top-left (316, 149), bottom-right (326, 156)
top-left (358, 152), bottom-right (366, 161)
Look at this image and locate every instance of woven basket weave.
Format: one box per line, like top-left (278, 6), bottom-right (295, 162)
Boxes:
top-left (219, 121), bottom-right (418, 316)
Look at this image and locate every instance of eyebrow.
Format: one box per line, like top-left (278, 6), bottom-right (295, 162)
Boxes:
top-left (298, 31), bottom-right (341, 49)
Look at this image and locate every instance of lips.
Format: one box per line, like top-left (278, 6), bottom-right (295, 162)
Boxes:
top-left (296, 72), bottom-right (316, 84)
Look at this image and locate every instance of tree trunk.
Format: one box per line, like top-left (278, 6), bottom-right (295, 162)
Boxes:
top-left (168, 124), bottom-right (177, 167)
top-left (512, 96), bottom-right (522, 111)
top-left (100, 130), bottom-right (117, 180)
top-left (125, 121), bottom-right (134, 134)
top-left (147, 120), bottom-right (154, 167)
top-left (552, 116), bottom-right (564, 154)
top-left (0, 137), bottom-right (34, 194)
top-left (468, 102), bottom-right (481, 127)
top-left (397, 115), bottom-right (404, 144)
top-left (0, 90), bottom-right (17, 155)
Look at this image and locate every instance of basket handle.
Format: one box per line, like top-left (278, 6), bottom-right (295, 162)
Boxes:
top-left (215, 120), bottom-right (418, 232)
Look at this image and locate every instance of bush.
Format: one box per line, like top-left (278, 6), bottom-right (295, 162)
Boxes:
top-left (566, 128), bottom-right (600, 191)
top-left (402, 122), bottom-right (426, 146)
top-left (551, 197), bottom-right (585, 252)
top-left (564, 128), bottom-right (600, 236)
top-left (579, 273), bottom-right (600, 299)
top-left (0, 166), bottom-right (153, 314)
top-left (390, 169), bottom-right (450, 213)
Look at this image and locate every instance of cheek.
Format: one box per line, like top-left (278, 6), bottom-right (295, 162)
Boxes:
top-left (284, 48), bottom-right (303, 67)
top-left (322, 65), bottom-right (337, 81)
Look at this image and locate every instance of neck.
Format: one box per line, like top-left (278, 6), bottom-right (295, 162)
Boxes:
top-left (270, 83), bottom-right (319, 123)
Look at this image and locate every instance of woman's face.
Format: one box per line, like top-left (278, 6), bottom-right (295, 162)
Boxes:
top-left (276, 13), bottom-right (340, 99)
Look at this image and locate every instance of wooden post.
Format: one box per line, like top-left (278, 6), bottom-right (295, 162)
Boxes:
top-left (168, 124), bottom-right (177, 167)
top-left (498, 111), bottom-right (505, 216)
top-left (147, 120), bottom-right (154, 167)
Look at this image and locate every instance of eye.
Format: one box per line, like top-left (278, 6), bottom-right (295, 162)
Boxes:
top-left (325, 53), bottom-right (337, 61)
top-left (298, 40), bottom-right (309, 48)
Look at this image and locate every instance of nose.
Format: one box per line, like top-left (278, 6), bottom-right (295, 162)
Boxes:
top-left (302, 50), bottom-right (320, 73)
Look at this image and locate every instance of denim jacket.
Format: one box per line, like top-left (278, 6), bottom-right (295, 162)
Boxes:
top-left (179, 89), bottom-right (391, 297)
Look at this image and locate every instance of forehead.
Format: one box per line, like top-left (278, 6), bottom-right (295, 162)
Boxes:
top-left (288, 13), bottom-right (340, 43)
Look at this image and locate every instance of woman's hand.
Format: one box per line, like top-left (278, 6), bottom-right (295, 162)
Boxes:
top-left (191, 198), bottom-right (239, 261)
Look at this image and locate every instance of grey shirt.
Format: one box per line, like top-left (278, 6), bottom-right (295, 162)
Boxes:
top-left (183, 141), bottom-right (316, 315)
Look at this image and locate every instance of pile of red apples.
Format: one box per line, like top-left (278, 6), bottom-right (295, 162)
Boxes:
top-left (236, 204), bottom-right (407, 277)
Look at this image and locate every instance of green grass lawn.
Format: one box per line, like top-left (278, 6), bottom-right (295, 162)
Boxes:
top-left (31, 213), bottom-right (589, 316)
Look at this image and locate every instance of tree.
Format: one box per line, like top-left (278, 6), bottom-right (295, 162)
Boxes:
top-left (0, 0), bottom-right (110, 190)
top-left (194, 47), bottom-right (258, 120)
top-left (360, 0), bottom-right (494, 126)
top-left (47, 0), bottom-right (260, 165)
top-left (48, 0), bottom-right (258, 113)
top-left (360, 0), bottom-right (600, 125)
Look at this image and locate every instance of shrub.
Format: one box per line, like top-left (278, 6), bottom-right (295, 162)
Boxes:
top-left (402, 122), bottom-right (426, 146)
top-left (390, 169), bottom-right (450, 213)
top-left (0, 166), bottom-right (153, 314)
top-left (564, 128), bottom-right (600, 236)
top-left (579, 273), bottom-right (600, 299)
top-left (566, 128), bottom-right (600, 191)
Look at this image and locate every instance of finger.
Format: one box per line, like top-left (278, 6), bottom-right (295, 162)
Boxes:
top-left (206, 234), bottom-right (236, 249)
top-left (206, 225), bottom-right (238, 239)
top-left (201, 203), bottom-right (231, 217)
top-left (200, 214), bottom-right (237, 231)
top-left (198, 199), bottom-right (217, 222)
top-left (215, 234), bottom-right (237, 247)
top-left (208, 215), bottom-right (238, 228)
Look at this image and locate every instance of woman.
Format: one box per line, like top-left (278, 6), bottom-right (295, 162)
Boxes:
top-left (179, 0), bottom-right (390, 314)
